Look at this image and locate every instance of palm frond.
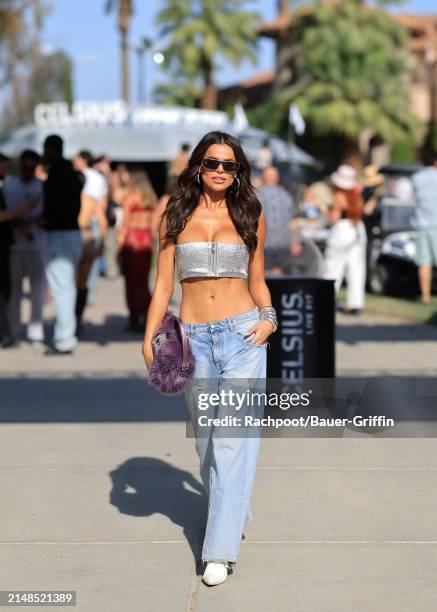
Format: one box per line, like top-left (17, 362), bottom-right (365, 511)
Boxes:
top-left (278, 0), bottom-right (419, 143)
top-left (155, 0), bottom-right (260, 106)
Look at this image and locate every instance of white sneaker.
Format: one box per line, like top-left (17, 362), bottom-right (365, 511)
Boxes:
top-left (202, 561), bottom-right (230, 586)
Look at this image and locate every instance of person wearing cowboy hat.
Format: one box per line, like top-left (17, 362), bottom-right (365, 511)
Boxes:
top-left (361, 165), bottom-right (384, 216)
top-left (361, 165), bottom-right (384, 188)
top-left (323, 164), bottom-right (367, 314)
top-left (360, 165), bottom-right (385, 275)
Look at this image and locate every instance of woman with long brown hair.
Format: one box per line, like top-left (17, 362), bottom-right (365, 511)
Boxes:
top-left (323, 164), bottom-right (367, 314)
top-left (118, 169), bottom-right (156, 331)
top-left (142, 131), bottom-right (277, 586)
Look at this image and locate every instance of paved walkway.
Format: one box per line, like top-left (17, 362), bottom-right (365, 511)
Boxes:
top-left (1, 277), bottom-right (437, 611)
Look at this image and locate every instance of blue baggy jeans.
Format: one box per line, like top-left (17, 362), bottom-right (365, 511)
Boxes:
top-left (45, 230), bottom-right (83, 351)
top-left (183, 306), bottom-right (267, 564)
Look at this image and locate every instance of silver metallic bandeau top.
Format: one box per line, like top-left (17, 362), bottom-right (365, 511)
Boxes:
top-left (175, 241), bottom-right (250, 281)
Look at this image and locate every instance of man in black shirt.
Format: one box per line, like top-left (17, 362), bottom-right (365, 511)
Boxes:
top-left (42, 135), bottom-right (84, 355)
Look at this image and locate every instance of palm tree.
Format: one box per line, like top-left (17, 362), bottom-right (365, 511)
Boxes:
top-left (156, 0), bottom-right (259, 109)
top-left (105, 0), bottom-right (133, 102)
top-left (277, 0), bottom-right (419, 164)
top-left (154, 73), bottom-right (203, 107)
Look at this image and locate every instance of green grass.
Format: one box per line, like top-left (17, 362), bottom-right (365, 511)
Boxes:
top-left (337, 289), bottom-right (437, 326)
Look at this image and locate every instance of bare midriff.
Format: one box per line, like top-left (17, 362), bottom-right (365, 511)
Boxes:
top-left (179, 277), bottom-right (256, 323)
top-left (128, 208), bottom-right (152, 230)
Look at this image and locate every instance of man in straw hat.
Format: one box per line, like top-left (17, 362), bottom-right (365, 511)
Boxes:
top-left (361, 165), bottom-right (384, 215)
top-left (360, 165), bottom-right (385, 271)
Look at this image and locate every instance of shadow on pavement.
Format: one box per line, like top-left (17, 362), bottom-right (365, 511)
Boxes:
top-left (109, 456), bottom-right (207, 567)
top-left (42, 315), bottom-right (146, 347)
top-left (1, 377), bottom-right (187, 422)
top-left (336, 321), bottom-right (437, 345)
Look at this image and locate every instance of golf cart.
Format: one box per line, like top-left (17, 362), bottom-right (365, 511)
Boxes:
top-left (366, 163), bottom-right (437, 296)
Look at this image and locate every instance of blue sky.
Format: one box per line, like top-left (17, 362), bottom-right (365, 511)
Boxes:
top-left (42, 0), bottom-right (436, 103)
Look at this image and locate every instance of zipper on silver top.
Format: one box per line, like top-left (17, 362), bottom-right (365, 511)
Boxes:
top-left (211, 242), bottom-right (217, 276)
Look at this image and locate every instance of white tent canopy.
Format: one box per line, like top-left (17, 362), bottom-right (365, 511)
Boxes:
top-left (233, 125), bottom-right (315, 166)
top-left (0, 101), bottom-right (315, 166)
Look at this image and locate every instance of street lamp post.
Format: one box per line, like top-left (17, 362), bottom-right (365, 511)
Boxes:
top-left (130, 38), bottom-right (164, 105)
top-left (131, 37), bottom-right (151, 104)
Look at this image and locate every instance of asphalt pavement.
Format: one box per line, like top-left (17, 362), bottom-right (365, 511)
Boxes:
top-left (1, 275), bottom-right (437, 611)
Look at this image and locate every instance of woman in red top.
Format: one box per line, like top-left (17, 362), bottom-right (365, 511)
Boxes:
top-left (118, 170), bottom-right (157, 331)
top-left (323, 164), bottom-right (367, 314)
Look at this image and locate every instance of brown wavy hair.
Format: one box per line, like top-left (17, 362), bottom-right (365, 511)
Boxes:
top-left (127, 169), bottom-right (157, 210)
top-left (162, 131), bottom-right (261, 251)
top-left (334, 187), bottom-right (364, 224)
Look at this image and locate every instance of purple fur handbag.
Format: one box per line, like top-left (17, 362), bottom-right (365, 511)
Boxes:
top-left (147, 312), bottom-right (196, 395)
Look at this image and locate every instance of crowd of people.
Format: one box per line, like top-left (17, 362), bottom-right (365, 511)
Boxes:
top-left (0, 135), bottom-right (162, 353)
top-left (0, 135), bottom-right (435, 354)
top-left (262, 150), bottom-right (437, 310)
top-left (257, 160), bottom-right (387, 314)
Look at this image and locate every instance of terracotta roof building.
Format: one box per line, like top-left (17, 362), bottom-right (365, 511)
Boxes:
top-left (219, 11), bottom-right (437, 126)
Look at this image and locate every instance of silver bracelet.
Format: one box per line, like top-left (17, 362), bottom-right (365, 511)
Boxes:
top-left (259, 306), bottom-right (278, 332)
top-left (260, 306), bottom-right (276, 313)
top-left (260, 306), bottom-right (277, 318)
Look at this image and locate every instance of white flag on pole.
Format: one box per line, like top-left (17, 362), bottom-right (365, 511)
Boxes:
top-left (233, 102), bottom-right (249, 133)
top-left (288, 103), bottom-right (306, 135)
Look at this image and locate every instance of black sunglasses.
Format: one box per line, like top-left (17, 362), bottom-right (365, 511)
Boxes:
top-left (201, 157), bottom-right (240, 173)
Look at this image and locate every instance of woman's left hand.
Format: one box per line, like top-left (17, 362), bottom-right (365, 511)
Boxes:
top-left (244, 319), bottom-right (276, 346)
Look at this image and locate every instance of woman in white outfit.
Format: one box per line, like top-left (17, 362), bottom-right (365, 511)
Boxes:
top-left (323, 164), bottom-right (367, 314)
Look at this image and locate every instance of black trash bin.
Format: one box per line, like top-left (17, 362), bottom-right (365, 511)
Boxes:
top-left (265, 276), bottom-right (336, 381)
